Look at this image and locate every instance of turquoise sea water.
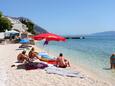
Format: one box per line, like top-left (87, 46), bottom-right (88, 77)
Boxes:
top-left (36, 36), bottom-right (115, 81)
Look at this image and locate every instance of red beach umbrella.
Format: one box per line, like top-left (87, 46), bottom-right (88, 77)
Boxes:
top-left (33, 33), bottom-right (66, 42)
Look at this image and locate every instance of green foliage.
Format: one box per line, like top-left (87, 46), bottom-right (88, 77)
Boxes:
top-left (0, 11), bottom-right (2, 17)
top-left (0, 17), bottom-right (12, 32)
top-left (20, 20), bottom-right (35, 34)
top-left (0, 11), bottom-right (12, 32)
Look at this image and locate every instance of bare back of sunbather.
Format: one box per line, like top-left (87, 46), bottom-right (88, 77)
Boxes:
top-left (56, 53), bottom-right (70, 68)
top-left (56, 57), bottom-right (67, 68)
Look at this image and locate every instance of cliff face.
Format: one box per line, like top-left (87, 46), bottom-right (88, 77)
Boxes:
top-left (6, 16), bottom-right (28, 32)
top-left (6, 16), bottom-right (48, 34)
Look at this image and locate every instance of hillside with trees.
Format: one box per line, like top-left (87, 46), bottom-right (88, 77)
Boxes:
top-left (0, 11), bottom-right (12, 32)
top-left (0, 11), bottom-right (48, 34)
top-left (18, 17), bottom-right (48, 34)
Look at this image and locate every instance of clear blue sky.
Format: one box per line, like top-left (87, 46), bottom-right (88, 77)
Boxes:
top-left (0, 0), bottom-right (115, 35)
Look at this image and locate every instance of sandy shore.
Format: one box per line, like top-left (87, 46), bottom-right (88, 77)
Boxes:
top-left (0, 43), bottom-right (113, 86)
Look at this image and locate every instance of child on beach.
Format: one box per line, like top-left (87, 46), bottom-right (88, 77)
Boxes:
top-left (56, 53), bottom-right (70, 68)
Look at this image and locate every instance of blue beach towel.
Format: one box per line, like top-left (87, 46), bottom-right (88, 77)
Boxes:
top-left (38, 52), bottom-right (48, 56)
top-left (38, 52), bottom-right (55, 60)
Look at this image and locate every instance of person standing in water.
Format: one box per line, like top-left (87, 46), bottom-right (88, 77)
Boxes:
top-left (110, 53), bottom-right (115, 69)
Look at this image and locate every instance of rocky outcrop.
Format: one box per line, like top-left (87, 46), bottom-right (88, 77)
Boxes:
top-left (6, 16), bottom-right (28, 32)
top-left (6, 16), bottom-right (48, 34)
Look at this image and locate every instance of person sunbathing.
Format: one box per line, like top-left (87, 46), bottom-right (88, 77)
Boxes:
top-left (17, 50), bottom-right (28, 63)
top-left (28, 47), bottom-right (41, 61)
top-left (56, 53), bottom-right (70, 68)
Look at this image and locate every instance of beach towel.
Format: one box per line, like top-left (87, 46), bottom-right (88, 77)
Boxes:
top-left (38, 52), bottom-right (56, 64)
top-left (25, 62), bottom-right (48, 70)
top-left (44, 66), bottom-right (84, 78)
top-left (38, 52), bottom-right (48, 56)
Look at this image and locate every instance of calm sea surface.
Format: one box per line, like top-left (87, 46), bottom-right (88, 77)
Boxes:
top-left (36, 36), bottom-right (115, 80)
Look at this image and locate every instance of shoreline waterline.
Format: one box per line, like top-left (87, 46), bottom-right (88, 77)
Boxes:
top-left (0, 43), bottom-right (113, 86)
top-left (35, 36), bottom-right (115, 85)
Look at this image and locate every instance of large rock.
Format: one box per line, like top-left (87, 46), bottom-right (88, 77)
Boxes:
top-left (6, 16), bottom-right (48, 34)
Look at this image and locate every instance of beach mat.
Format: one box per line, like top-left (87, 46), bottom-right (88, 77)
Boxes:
top-left (25, 62), bottom-right (48, 70)
top-left (45, 66), bottom-right (84, 78)
top-left (16, 62), bottom-right (48, 70)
